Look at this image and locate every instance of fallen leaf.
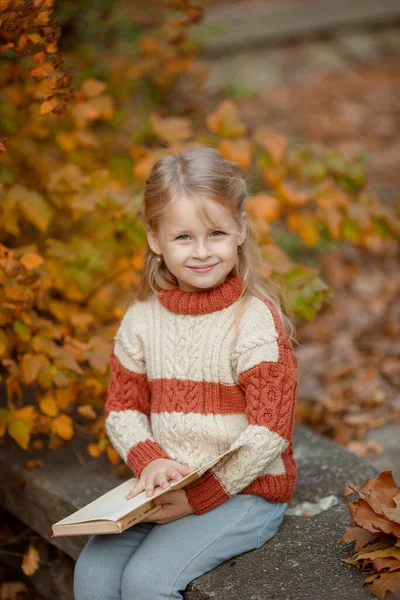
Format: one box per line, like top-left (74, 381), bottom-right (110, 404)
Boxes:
top-left (21, 542), bottom-right (40, 576)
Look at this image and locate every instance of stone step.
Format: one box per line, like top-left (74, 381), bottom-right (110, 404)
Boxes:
top-left (0, 425), bottom-right (378, 599)
top-left (197, 0), bottom-right (400, 56)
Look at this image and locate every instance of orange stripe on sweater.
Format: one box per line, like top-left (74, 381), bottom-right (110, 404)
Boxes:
top-left (149, 378), bottom-right (246, 415)
top-left (105, 352), bottom-right (151, 418)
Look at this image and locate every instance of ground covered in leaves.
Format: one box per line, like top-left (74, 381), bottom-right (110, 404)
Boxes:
top-left (295, 241), bottom-right (400, 458)
top-left (238, 60), bottom-right (400, 199)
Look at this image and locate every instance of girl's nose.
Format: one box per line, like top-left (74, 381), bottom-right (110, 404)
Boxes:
top-left (194, 242), bottom-right (211, 259)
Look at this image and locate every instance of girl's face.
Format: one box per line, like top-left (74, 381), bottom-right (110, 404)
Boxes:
top-left (147, 196), bottom-right (247, 292)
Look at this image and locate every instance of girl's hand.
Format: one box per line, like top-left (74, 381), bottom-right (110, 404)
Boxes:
top-left (126, 458), bottom-right (196, 500)
top-left (142, 490), bottom-right (195, 524)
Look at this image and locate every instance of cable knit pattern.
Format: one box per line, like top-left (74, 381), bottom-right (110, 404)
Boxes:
top-left (105, 272), bottom-right (298, 514)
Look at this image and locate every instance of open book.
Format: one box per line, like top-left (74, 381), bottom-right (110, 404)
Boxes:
top-left (52, 446), bottom-right (238, 537)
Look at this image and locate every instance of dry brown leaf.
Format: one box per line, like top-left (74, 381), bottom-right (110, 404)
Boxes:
top-left (0, 582), bottom-right (30, 600)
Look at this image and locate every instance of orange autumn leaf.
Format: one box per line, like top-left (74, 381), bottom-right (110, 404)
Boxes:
top-left (40, 98), bottom-right (59, 116)
top-left (278, 182), bottom-right (312, 207)
top-left (247, 193), bottom-right (282, 222)
top-left (365, 572), bottom-right (400, 600)
top-left (13, 406), bottom-right (39, 429)
top-left (106, 445), bottom-right (120, 465)
top-left (87, 442), bottom-right (104, 457)
top-left (70, 312), bottom-right (94, 330)
top-left (205, 100), bottom-right (247, 139)
top-left (149, 113), bottom-right (193, 145)
top-left (19, 252), bottom-right (44, 271)
top-left (217, 139), bottom-right (252, 170)
top-left (51, 413), bottom-right (74, 440)
top-left (253, 127), bottom-right (287, 164)
top-left (21, 543), bottom-right (40, 576)
top-left (56, 385), bottom-right (78, 409)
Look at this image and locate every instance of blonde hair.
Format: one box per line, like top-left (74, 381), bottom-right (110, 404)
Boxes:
top-left (131, 146), bottom-right (295, 345)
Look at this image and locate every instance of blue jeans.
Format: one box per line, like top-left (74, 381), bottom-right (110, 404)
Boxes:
top-left (74, 494), bottom-right (287, 600)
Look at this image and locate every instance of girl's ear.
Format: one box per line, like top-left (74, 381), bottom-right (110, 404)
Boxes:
top-left (146, 226), bottom-right (161, 255)
top-left (238, 213), bottom-right (247, 246)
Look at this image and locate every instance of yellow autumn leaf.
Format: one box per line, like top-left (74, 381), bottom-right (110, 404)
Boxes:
top-left (19, 253), bottom-right (44, 271)
top-left (51, 413), bottom-right (74, 440)
top-left (8, 419), bottom-right (30, 450)
top-left (77, 404), bottom-right (97, 420)
top-left (39, 393), bottom-right (59, 417)
top-left (21, 543), bottom-right (40, 576)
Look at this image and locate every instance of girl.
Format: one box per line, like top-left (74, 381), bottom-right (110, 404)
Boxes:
top-left (74, 146), bottom-right (298, 600)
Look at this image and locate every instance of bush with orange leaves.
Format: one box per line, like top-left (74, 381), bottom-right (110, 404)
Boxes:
top-left (0, 0), bottom-right (399, 464)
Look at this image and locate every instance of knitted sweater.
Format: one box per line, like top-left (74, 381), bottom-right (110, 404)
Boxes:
top-left (105, 273), bottom-right (298, 515)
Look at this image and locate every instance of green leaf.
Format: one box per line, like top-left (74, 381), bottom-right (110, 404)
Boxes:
top-left (8, 419), bottom-right (30, 450)
top-left (13, 320), bottom-right (31, 342)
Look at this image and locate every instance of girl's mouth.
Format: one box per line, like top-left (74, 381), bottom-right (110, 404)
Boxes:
top-left (188, 264), bottom-right (218, 273)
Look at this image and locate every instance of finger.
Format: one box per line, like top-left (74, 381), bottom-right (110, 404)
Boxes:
top-left (154, 473), bottom-right (170, 489)
top-left (145, 477), bottom-right (155, 497)
top-left (166, 468), bottom-right (183, 482)
top-left (174, 463), bottom-right (197, 476)
top-left (126, 481), bottom-right (144, 500)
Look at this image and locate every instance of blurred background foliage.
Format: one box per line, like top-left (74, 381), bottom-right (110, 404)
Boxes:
top-left (0, 0), bottom-right (399, 464)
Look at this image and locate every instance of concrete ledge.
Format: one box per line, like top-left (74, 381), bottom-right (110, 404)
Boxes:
top-left (198, 0), bottom-right (400, 55)
top-left (0, 426), bottom-right (377, 599)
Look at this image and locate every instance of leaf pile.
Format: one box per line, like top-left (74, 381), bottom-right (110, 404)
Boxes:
top-left (338, 470), bottom-right (400, 599)
top-left (295, 241), bottom-right (400, 450)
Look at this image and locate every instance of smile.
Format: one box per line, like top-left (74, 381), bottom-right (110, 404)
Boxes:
top-left (188, 264), bottom-right (219, 273)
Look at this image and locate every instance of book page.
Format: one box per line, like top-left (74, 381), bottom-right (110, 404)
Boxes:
top-left (53, 443), bottom-right (242, 527)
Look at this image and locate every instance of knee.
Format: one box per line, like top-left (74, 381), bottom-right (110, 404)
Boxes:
top-left (74, 537), bottom-right (115, 600)
top-left (121, 564), bottom-right (158, 600)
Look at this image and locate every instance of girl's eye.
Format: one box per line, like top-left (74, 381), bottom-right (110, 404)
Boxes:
top-left (176, 231), bottom-right (224, 241)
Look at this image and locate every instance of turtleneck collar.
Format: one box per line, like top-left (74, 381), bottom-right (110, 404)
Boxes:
top-left (157, 273), bottom-right (243, 315)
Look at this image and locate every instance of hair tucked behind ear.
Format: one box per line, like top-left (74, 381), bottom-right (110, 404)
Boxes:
top-left (129, 146), bottom-right (296, 345)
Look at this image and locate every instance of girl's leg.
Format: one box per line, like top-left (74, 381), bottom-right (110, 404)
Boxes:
top-left (120, 495), bottom-right (287, 600)
top-left (73, 522), bottom-right (154, 600)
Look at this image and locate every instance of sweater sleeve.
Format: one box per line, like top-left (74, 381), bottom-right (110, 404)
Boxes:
top-left (105, 303), bottom-right (170, 477)
top-left (185, 299), bottom-right (298, 515)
